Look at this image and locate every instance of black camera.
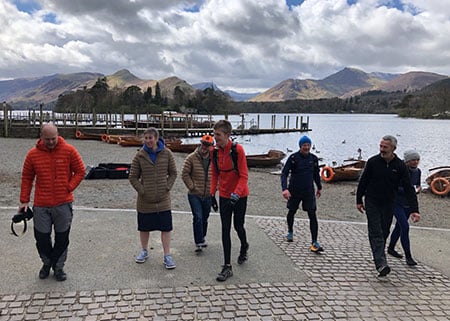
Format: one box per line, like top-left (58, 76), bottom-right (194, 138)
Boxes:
top-left (12, 207), bottom-right (34, 223)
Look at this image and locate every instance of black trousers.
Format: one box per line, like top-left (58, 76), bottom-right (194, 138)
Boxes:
top-left (219, 196), bottom-right (248, 265)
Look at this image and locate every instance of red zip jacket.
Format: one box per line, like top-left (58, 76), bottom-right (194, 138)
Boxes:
top-left (20, 136), bottom-right (85, 207)
top-left (210, 140), bottom-right (249, 198)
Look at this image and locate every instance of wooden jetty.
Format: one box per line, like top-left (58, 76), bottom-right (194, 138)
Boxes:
top-left (1, 106), bottom-right (312, 139)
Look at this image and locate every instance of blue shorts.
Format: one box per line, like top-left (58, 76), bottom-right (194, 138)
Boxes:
top-left (137, 210), bottom-right (172, 232)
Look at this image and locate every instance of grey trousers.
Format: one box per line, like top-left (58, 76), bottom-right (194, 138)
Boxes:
top-left (365, 198), bottom-right (394, 269)
top-left (33, 203), bottom-right (73, 269)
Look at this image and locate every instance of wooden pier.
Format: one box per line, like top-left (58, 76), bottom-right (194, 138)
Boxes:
top-left (1, 105), bottom-right (311, 139)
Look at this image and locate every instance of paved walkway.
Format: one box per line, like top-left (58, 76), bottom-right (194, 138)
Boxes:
top-left (1, 207), bottom-right (449, 320)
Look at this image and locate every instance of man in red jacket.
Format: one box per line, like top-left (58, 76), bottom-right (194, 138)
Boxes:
top-left (19, 123), bottom-right (85, 281)
top-left (211, 120), bottom-right (249, 282)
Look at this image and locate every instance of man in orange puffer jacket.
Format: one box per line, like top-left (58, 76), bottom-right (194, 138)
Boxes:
top-left (19, 123), bottom-right (85, 281)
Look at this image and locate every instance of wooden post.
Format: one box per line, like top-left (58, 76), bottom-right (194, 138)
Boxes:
top-left (3, 102), bottom-right (8, 138)
top-left (39, 104), bottom-right (44, 127)
top-left (135, 110), bottom-right (138, 136)
top-left (296, 116), bottom-right (299, 129)
top-left (257, 114), bottom-right (260, 129)
top-left (121, 110), bottom-right (124, 128)
top-left (287, 115), bottom-right (290, 129)
top-left (185, 114), bottom-right (189, 137)
top-left (105, 112), bottom-right (109, 134)
top-left (75, 106), bottom-right (79, 132)
top-left (240, 114), bottom-right (245, 132)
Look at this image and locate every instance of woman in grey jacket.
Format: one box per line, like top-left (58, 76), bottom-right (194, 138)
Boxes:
top-left (129, 128), bottom-right (177, 269)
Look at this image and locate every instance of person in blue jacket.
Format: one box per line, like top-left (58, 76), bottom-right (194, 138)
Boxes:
top-left (387, 150), bottom-right (421, 266)
top-left (280, 135), bottom-right (323, 252)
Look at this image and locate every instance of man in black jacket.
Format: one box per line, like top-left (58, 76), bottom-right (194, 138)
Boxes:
top-left (357, 135), bottom-right (419, 277)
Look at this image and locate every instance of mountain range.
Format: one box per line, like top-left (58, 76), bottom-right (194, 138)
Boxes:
top-left (0, 67), bottom-right (448, 109)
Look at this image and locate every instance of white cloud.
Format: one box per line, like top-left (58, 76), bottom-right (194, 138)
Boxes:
top-left (1, 0), bottom-right (449, 91)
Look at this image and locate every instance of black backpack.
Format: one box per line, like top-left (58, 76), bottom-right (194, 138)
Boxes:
top-left (212, 142), bottom-right (239, 173)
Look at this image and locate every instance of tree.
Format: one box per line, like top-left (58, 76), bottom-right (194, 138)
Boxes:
top-left (121, 85), bottom-right (144, 109)
top-left (153, 82), bottom-right (162, 105)
top-left (143, 86), bottom-right (152, 104)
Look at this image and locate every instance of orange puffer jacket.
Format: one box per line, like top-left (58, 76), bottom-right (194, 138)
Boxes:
top-left (20, 136), bottom-right (85, 207)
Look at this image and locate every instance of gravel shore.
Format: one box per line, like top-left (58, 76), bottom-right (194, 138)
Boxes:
top-left (1, 137), bottom-right (449, 229)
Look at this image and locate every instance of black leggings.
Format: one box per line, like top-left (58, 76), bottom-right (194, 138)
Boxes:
top-left (219, 196), bottom-right (248, 265)
top-left (287, 209), bottom-right (318, 243)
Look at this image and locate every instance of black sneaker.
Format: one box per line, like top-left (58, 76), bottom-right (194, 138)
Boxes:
top-left (406, 257), bottom-right (417, 266)
top-left (387, 248), bottom-right (403, 258)
top-left (237, 243), bottom-right (249, 265)
top-left (54, 269), bottom-right (67, 282)
top-left (377, 265), bottom-right (391, 277)
top-left (38, 264), bottom-right (51, 279)
top-left (216, 265), bottom-right (233, 282)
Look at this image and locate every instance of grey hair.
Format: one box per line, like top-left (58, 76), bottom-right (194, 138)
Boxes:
top-left (143, 127), bottom-right (159, 140)
top-left (382, 135), bottom-right (397, 147)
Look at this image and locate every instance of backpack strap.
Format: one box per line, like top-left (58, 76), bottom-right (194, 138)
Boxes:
top-left (212, 142), bottom-right (239, 173)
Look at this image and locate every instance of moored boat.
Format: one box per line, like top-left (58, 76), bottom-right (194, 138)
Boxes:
top-left (320, 160), bottom-right (366, 183)
top-left (246, 150), bottom-right (286, 168)
top-left (165, 139), bottom-right (198, 153)
top-left (426, 166), bottom-right (450, 196)
top-left (75, 130), bottom-right (103, 141)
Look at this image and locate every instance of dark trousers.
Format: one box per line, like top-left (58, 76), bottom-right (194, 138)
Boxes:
top-left (187, 194), bottom-right (211, 245)
top-left (287, 209), bottom-right (318, 243)
top-left (365, 198), bottom-right (394, 269)
top-left (219, 196), bottom-right (248, 265)
top-left (389, 204), bottom-right (412, 257)
top-left (33, 203), bottom-right (73, 269)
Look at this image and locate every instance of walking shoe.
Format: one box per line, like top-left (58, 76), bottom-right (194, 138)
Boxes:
top-left (196, 240), bottom-right (208, 248)
top-left (377, 265), bottom-right (391, 277)
top-left (195, 245), bottom-right (203, 253)
top-left (237, 243), bottom-right (249, 265)
top-left (54, 269), bottom-right (67, 282)
top-left (216, 265), bottom-right (233, 282)
top-left (38, 264), bottom-right (51, 279)
top-left (286, 232), bottom-right (293, 242)
top-left (164, 254), bottom-right (176, 269)
top-left (387, 248), bottom-right (403, 258)
top-left (310, 241), bottom-right (324, 253)
top-left (406, 257), bottom-right (417, 266)
top-left (135, 249), bottom-right (149, 263)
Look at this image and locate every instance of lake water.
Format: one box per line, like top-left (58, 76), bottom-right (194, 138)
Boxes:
top-left (183, 113), bottom-right (450, 182)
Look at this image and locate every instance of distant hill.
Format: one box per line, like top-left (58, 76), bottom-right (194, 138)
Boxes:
top-left (250, 68), bottom-right (448, 102)
top-left (0, 72), bottom-right (103, 107)
top-left (192, 82), bottom-right (259, 101)
top-left (377, 71), bottom-right (448, 92)
top-left (1, 68), bottom-right (448, 108)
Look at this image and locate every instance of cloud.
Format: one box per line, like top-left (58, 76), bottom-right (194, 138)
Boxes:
top-left (1, 0), bottom-right (450, 91)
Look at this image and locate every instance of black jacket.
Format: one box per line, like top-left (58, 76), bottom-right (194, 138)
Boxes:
top-left (281, 151), bottom-right (322, 195)
top-left (356, 154), bottom-right (419, 213)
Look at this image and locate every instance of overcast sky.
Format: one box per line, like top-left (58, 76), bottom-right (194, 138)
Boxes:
top-left (1, 0), bottom-right (449, 92)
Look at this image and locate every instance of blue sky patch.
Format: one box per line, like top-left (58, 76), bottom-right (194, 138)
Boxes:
top-left (13, 0), bottom-right (41, 14)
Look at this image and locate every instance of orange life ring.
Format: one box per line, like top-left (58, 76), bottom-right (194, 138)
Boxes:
top-left (321, 166), bottom-right (335, 182)
top-left (430, 177), bottom-right (450, 196)
top-left (101, 134), bottom-right (109, 142)
top-left (75, 130), bottom-right (82, 138)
